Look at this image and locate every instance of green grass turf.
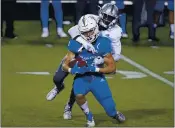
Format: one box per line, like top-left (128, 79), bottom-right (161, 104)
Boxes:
top-left (1, 21), bottom-right (174, 127)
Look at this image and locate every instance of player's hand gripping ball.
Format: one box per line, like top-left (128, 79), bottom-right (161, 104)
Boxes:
top-left (69, 57), bottom-right (87, 68)
top-left (93, 56), bottom-right (104, 65)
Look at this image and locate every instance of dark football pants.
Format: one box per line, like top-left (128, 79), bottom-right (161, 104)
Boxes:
top-left (53, 60), bottom-right (69, 91)
top-left (75, 0), bottom-right (99, 24)
top-left (53, 60), bottom-right (76, 107)
top-left (1, 2), bottom-right (15, 36)
top-left (132, 0), bottom-right (156, 38)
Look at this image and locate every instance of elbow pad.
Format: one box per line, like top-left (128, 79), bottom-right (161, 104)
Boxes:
top-left (68, 25), bottom-right (80, 39)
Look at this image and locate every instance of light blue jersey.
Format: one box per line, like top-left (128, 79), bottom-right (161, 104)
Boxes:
top-left (68, 36), bottom-right (117, 117)
top-left (68, 35), bottom-right (112, 68)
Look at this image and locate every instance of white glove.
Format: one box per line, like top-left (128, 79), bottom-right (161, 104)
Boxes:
top-left (76, 36), bottom-right (97, 54)
top-left (83, 43), bottom-right (96, 54)
top-left (93, 56), bottom-right (104, 65)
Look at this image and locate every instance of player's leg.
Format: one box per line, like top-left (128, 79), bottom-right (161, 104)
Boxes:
top-left (52, 0), bottom-right (67, 37)
top-left (90, 77), bottom-right (125, 123)
top-left (3, 2), bottom-right (16, 38)
top-left (75, 0), bottom-right (86, 24)
top-left (46, 60), bottom-right (69, 101)
top-left (63, 88), bottom-right (76, 119)
top-left (40, 0), bottom-right (49, 38)
top-left (73, 77), bottom-right (95, 127)
top-left (153, 0), bottom-right (165, 28)
top-left (89, 0), bottom-right (98, 15)
top-left (167, 0), bottom-right (174, 39)
top-left (116, 0), bottom-right (128, 38)
top-left (145, 0), bottom-right (159, 41)
top-left (132, 0), bottom-right (143, 42)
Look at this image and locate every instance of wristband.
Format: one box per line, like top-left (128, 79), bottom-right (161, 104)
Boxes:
top-left (68, 68), bottom-right (72, 73)
top-left (95, 68), bottom-right (100, 72)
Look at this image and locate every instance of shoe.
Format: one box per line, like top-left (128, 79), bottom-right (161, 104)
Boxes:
top-left (122, 33), bottom-right (128, 38)
top-left (170, 32), bottom-right (174, 39)
top-left (148, 37), bottom-right (159, 42)
top-left (4, 34), bottom-right (18, 39)
top-left (116, 111), bottom-right (125, 123)
top-left (86, 120), bottom-right (95, 127)
top-left (46, 86), bottom-right (58, 101)
top-left (41, 31), bottom-right (49, 38)
top-left (57, 30), bottom-right (68, 38)
top-left (85, 112), bottom-right (95, 127)
top-left (46, 84), bottom-right (65, 101)
top-left (63, 104), bottom-right (72, 120)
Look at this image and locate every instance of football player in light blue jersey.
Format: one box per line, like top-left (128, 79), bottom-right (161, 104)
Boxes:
top-left (62, 15), bottom-right (125, 127)
top-left (46, 3), bottom-right (124, 122)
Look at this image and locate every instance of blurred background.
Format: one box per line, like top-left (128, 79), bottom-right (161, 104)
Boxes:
top-left (1, 0), bottom-right (174, 43)
top-left (1, 0), bottom-right (174, 127)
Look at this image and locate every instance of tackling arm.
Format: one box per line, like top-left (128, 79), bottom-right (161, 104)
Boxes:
top-left (98, 53), bottom-right (116, 73)
top-left (111, 43), bottom-right (121, 61)
top-left (91, 53), bottom-right (116, 74)
top-left (62, 51), bottom-right (75, 73)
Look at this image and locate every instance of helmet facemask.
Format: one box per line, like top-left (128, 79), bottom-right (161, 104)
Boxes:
top-left (101, 13), bottom-right (116, 27)
top-left (80, 26), bottom-right (99, 43)
top-left (98, 3), bottom-right (119, 28)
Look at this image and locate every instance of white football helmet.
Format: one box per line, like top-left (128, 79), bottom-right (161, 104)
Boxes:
top-left (78, 15), bottom-right (99, 43)
top-left (99, 3), bottom-right (119, 28)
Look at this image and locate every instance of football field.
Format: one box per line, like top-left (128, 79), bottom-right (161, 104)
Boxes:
top-left (1, 21), bottom-right (174, 127)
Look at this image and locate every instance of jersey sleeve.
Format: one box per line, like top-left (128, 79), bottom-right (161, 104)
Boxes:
top-left (68, 25), bottom-right (80, 39)
top-left (67, 39), bottom-right (82, 54)
top-left (109, 26), bottom-right (122, 42)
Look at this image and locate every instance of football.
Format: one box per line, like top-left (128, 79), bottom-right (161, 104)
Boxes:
top-left (69, 57), bottom-right (87, 68)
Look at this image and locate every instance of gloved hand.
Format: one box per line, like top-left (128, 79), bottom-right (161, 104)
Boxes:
top-left (87, 65), bottom-right (100, 73)
top-left (81, 41), bottom-right (97, 54)
top-left (70, 62), bottom-right (88, 75)
top-left (93, 56), bottom-right (104, 65)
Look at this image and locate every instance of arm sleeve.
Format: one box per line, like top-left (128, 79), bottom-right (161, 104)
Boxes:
top-left (68, 39), bottom-right (82, 54)
top-left (68, 25), bottom-right (90, 46)
top-left (109, 27), bottom-right (122, 43)
top-left (68, 25), bottom-right (80, 39)
top-left (76, 36), bottom-right (90, 46)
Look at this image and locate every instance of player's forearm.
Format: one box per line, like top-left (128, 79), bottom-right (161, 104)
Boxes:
top-left (68, 25), bottom-right (80, 39)
top-left (76, 36), bottom-right (88, 45)
top-left (68, 25), bottom-right (91, 47)
top-left (98, 54), bottom-right (116, 73)
top-left (62, 63), bottom-right (71, 73)
top-left (98, 64), bottom-right (116, 74)
top-left (62, 51), bottom-right (75, 73)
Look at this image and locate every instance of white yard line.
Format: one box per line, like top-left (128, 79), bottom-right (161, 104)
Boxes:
top-left (121, 55), bottom-right (174, 87)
